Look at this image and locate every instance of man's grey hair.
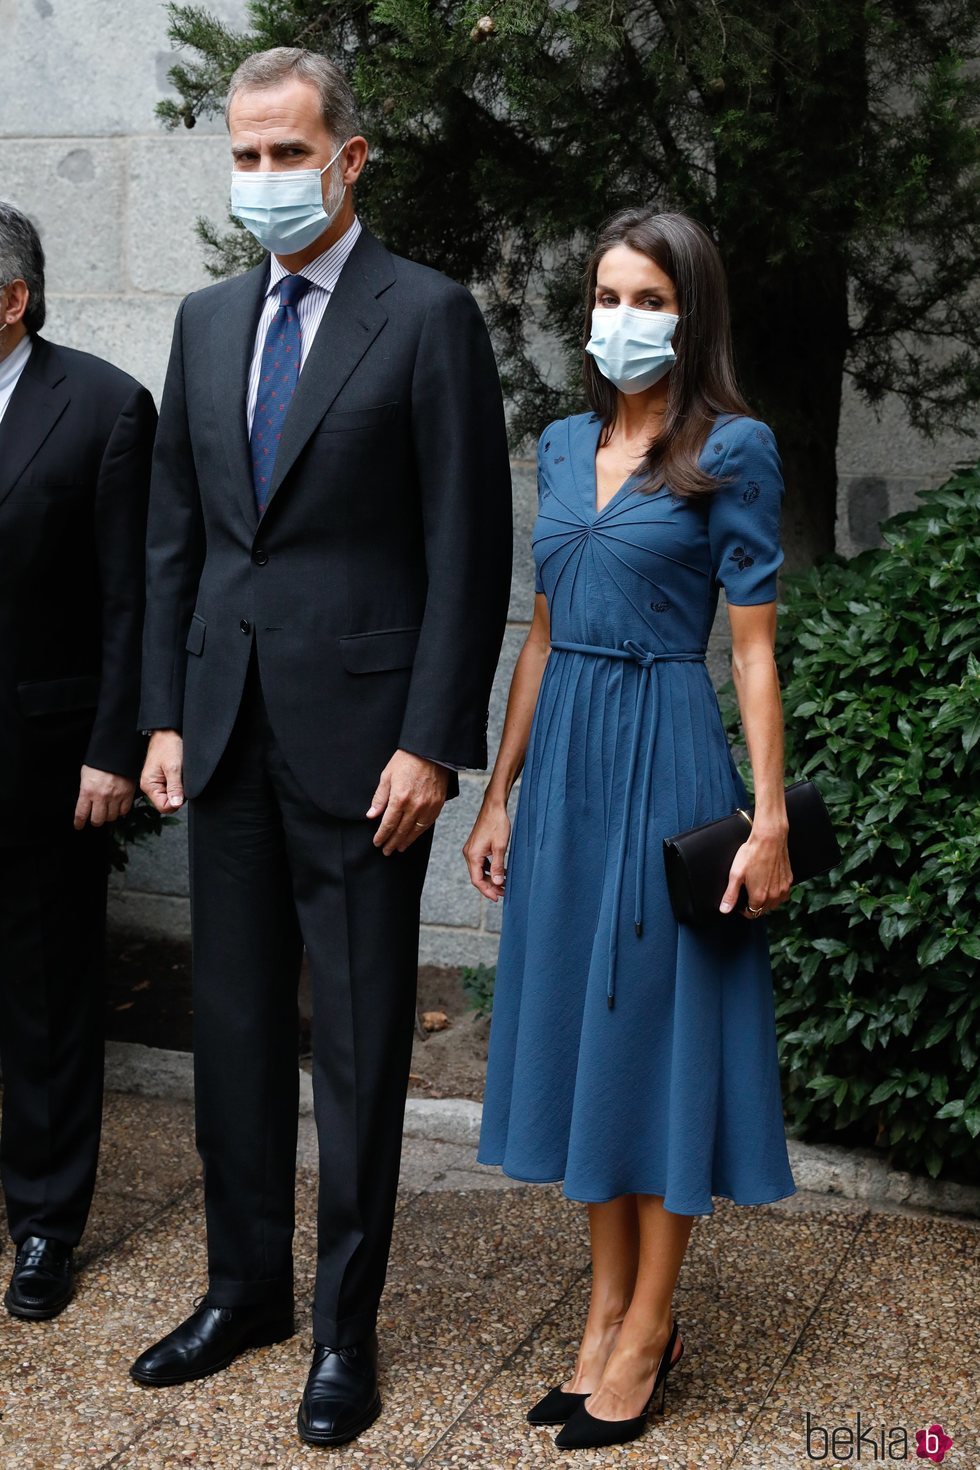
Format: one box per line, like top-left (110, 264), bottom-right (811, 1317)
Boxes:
top-left (224, 47), bottom-right (360, 144)
top-left (0, 202), bottom-right (46, 334)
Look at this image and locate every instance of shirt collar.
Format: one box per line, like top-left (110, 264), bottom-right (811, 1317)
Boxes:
top-left (266, 215), bottom-right (363, 297)
top-left (0, 332), bottom-right (33, 394)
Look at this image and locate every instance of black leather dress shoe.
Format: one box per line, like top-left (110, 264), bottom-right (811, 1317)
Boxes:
top-left (130, 1299), bottom-right (294, 1386)
top-left (4, 1237), bottom-right (74, 1320)
top-left (297, 1331), bottom-right (382, 1447)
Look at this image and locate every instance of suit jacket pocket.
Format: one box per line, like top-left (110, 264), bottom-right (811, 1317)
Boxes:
top-left (338, 626), bottom-right (421, 674)
top-left (316, 403), bottom-right (399, 434)
top-left (17, 674), bottom-right (100, 717)
top-left (185, 614), bottom-right (207, 656)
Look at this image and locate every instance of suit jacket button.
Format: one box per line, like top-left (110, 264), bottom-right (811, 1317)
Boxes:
top-left (240, 618), bottom-right (251, 634)
top-left (252, 549), bottom-right (268, 566)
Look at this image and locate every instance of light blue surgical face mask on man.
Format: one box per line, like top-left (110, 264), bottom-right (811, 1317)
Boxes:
top-left (230, 138), bottom-right (349, 255)
top-left (586, 304), bottom-right (680, 394)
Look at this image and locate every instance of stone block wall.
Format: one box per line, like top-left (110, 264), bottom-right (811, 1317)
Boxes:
top-left (3, 0), bottom-right (976, 963)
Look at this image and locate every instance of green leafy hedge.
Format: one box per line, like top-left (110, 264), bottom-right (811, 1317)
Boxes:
top-left (724, 462), bottom-right (980, 1181)
top-left (110, 798), bottom-right (175, 873)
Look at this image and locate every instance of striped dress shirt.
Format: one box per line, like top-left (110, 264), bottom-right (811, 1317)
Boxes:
top-left (245, 214), bottom-right (363, 438)
top-left (0, 333), bottom-right (32, 426)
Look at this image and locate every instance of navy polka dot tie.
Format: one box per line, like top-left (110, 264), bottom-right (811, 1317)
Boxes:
top-left (250, 273), bottom-right (311, 516)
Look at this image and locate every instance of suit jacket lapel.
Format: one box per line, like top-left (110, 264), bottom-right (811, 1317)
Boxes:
top-left (0, 336), bottom-right (71, 511)
top-left (261, 227), bottom-right (394, 515)
top-left (209, 258), bottom-right (270, 530)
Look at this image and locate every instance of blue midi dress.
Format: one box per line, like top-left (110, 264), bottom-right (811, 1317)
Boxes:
top-left (477, 410), bottom-right (798, 1213)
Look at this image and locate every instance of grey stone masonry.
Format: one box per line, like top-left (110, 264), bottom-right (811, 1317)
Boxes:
top-left (4, 0), bottom-right (977, 962)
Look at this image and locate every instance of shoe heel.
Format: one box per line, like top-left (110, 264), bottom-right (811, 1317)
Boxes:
top-left (647, 1317), bottom-right (680, 1418)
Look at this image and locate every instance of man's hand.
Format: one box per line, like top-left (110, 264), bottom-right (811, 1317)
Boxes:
top-left (140, 730), bottom-right (185, 814)
top-left (367, 751), bottom-right (449, 855)
top-left (74, 767), bottom-right (137, 830)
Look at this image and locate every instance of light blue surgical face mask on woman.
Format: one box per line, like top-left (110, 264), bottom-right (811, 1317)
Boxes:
top-left (586, 304), bottom-right (680, 394)
top-left (230, 138), bottom-right (349, 254)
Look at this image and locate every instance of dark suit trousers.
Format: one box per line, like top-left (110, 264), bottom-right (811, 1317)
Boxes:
top-left (0, 823), bottom-right (111, 1245)
top-left (188, 650), bottom-right (433, 1346)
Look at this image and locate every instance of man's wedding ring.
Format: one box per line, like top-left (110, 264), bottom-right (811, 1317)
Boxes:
top-left (414, 820), bottom-right (428, 828)
top-left (746, 903), bottom-right (765, 917)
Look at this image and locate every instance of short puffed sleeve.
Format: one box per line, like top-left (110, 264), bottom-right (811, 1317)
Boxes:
top-left (533, 420), bottom-right (560, 594)
top-left (706, 417), bottom-right (785, 604)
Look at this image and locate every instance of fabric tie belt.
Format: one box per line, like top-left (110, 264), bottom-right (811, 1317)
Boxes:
top-left (549, 640), bottom-right (707, 1009)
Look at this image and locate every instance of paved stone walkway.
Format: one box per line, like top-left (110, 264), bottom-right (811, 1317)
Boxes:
top-left (1, 1089), bottom-right (977, 1469)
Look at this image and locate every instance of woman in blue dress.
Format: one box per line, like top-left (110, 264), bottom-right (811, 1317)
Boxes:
top-left (463, 208), bottom-right (797, 1450)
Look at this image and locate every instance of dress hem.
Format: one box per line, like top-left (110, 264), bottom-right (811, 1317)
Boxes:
top-left (475, 1157), bottom-right (797, 1216)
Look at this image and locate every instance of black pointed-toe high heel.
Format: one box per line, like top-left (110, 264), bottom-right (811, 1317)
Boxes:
top-left (553, 1319), bottom-right (681, 1451)
top-left (526, 1386), bottom-right (589, 1425)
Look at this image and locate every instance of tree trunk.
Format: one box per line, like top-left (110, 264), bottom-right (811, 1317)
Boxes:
top-left (725, 249), bottom-right (849, 573)
top-left (710, 10), bottom-right (868, 573)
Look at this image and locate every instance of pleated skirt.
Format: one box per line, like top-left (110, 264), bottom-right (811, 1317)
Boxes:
top-left (476, 647), bottom-right (798, 1213)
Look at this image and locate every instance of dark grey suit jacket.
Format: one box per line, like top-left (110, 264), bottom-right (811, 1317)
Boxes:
top-left (139, 225), bottom-right (512, 818)
top-left (0, 335), bottom-right (155, 837)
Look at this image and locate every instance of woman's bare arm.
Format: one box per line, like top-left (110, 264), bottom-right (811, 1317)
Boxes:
top-left (719, 601), bottom-right (793, 916)
top-left (463, 593), bottom-right (551, 900)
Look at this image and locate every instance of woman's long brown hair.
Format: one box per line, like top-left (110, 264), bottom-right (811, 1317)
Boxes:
top-left (583, 208), bottom-right (752, 500)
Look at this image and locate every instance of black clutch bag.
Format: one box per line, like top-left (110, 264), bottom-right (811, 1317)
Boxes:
top-left (662, 779), bottom-right (841, 927)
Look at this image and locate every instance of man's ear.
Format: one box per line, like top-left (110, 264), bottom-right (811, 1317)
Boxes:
top-left (341, 136), bottom-right (370, 187)
top-left (1, 279), bottom-right (29, 326)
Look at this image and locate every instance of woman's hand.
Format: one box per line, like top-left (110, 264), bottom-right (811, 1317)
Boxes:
top-left (720, 826), bottom-right (793, 918)
top-left (463, 798), bottom-right (511, 901)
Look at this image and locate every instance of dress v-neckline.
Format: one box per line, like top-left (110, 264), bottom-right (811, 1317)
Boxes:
top-left (588, 414), bottom-right (641, 519)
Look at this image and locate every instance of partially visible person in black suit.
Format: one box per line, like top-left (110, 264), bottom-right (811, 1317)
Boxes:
top-left (0, 203), bottom-right (156, 1320)
top-left (130, 47), bottom-right (512, 1448)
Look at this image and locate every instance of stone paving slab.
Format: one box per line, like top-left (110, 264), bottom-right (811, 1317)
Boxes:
top-left (0, 1090), bottom-right (977, 1469)
top-left (732, 1210), bottom-right (980, 1469)
top-left (420, 1195), bottom-right (867, 1469)
top-left (95, 1093), bottom-right (202, 1211)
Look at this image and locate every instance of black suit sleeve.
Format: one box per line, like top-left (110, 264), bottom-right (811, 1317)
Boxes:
top-left (84, 384), bottom-right (157, 779)
top-left (138, 298), bottom-right (206, 733)
top-left (399, 284), bottom-right (513, 769)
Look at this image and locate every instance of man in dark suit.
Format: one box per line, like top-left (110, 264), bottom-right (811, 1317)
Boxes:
top-left (131, 48), bottom-right (512, 1445)
top-left (0, 203), bottom-right (156, 1319)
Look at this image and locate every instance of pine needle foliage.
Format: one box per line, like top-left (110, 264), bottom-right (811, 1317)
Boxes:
top-left (157, 1), bottom-right (980, 566)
